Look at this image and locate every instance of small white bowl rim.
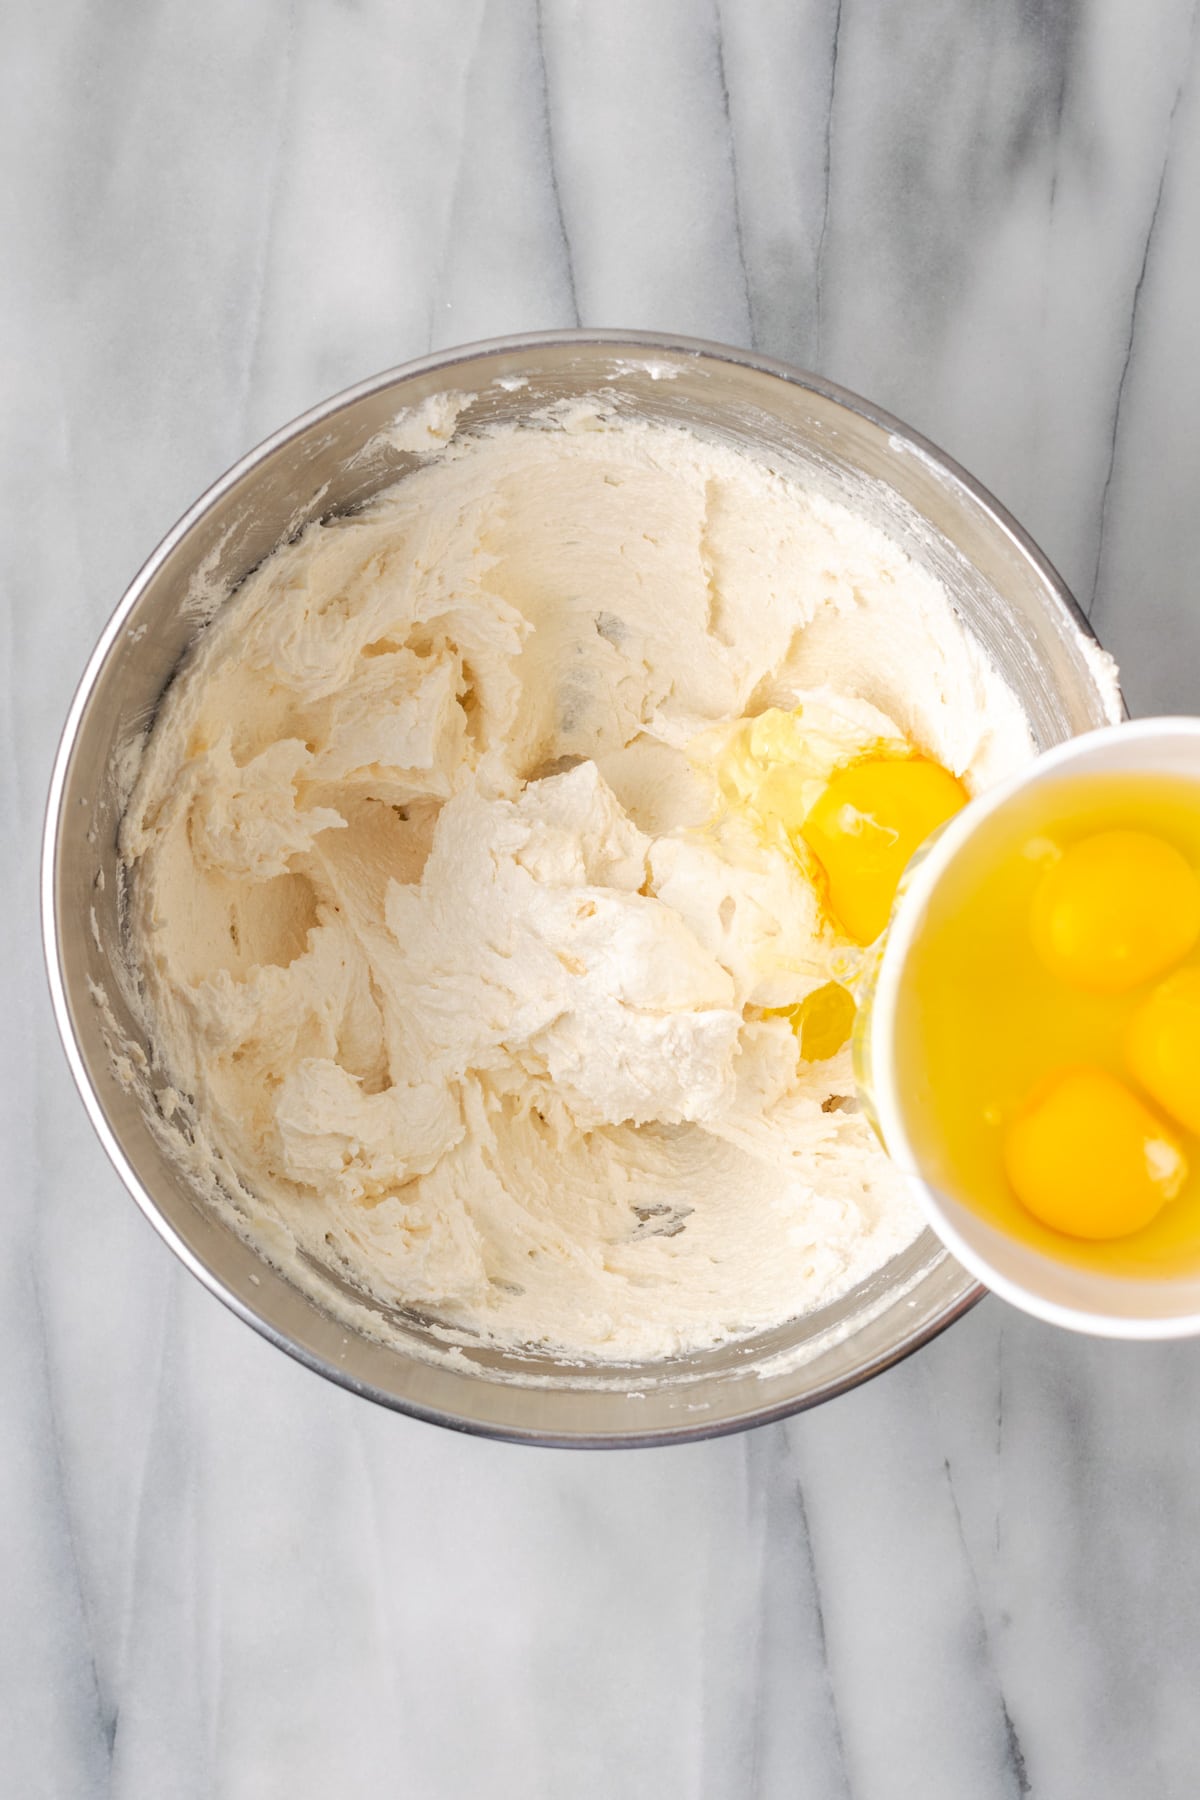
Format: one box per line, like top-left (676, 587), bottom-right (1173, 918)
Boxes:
top-left (868, 715), bottom-right (1200, 1340)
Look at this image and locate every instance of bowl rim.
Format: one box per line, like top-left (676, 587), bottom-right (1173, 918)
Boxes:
top-left (41, 327), bottom-right (1117, 1440)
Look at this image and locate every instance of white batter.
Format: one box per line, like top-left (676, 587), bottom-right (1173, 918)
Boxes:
top-left (122, 411), bottom-right (1031, 1360)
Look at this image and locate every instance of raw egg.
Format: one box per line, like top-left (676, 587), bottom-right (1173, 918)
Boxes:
top-left (892, 771), bottom-right (1200, 1273)
top-left (1126, 967), bottom-right (1200, 1136)
top-left (1030, 828), bottom-right (1200, 993)
top-left (773, 980), bottom-right (857, 1061)
top-left (1002, 1066), bottom-right (1186, 1240)
top-left (800, 756), bottom-right (968, 944)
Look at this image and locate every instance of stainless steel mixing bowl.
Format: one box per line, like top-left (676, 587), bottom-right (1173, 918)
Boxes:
top-left (42, 331), bottom-right (1121, 1444)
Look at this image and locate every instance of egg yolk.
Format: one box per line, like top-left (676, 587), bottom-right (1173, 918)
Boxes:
top-left (1002, 1066), bottom-right (1187, 1240)
top-left (800, 757), bottom-right (968, 944)
top-left (1030, 828), bottom-right (1200, 993)
top-left (1126, 966), bottom-right (1200, 1136)
top-left (773, 980), bottom-right (857, 1061)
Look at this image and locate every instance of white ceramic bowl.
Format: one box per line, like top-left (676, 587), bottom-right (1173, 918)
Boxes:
top-left (865, 717), bottom-right (1200, 1338)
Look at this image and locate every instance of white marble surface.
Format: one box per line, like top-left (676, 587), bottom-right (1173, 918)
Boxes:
top-left (8, 2), bottom-right (1200, 1793)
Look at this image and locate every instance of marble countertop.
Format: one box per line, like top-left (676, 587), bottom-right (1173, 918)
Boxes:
top-left (9, 2), bottom-right (1200, 1794)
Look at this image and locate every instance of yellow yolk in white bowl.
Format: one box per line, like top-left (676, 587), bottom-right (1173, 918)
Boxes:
top-left (1126, 967), bottom-right (1200, 1137)
top-left (894, 772), bottom-right (1200, 1268)
top-left (1002, 1066), bottom-right (1186, 1240)
top-left (1030, 828), bottom-right (1200, 993)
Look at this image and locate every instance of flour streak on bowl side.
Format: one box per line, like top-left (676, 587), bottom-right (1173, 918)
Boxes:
top-left (42, 331), bottom-right (1122, 1444)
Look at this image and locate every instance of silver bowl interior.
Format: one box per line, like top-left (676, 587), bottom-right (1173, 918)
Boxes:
top-left (43, 331), bottom-right (1120, 1444)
